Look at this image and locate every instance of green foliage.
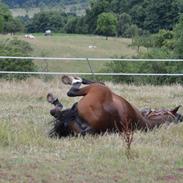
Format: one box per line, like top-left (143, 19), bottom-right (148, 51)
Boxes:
top-left (83, 0), bottom-right (180, 35)
top-left (117, 13), bottom-right (132, 37)
top-left (0, 3), bottom-right (25, 33)
top-left (130, 0), bottom-right (179, 33)
top-left (173, 15), bottom-right (183, 58)
top-left (2, 0), bottom-right (182, 36)
top-left (27, 11), bottom-right (68, 33)
top-left (96, 12), bottom-right (117, 39)
top-left (0, 15), bottom-right (4, 32)
top-left (0, 38), bottom-right (36, 79)
top-left (103, 25), bottom-right (183, 85)
top-left (2, 0), bottom-right (89, 8)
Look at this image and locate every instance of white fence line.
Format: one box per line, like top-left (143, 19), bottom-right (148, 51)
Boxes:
top-left (0, 71), bottom-right (182, 76)
top-left (1, 56), bottom-right (183, 62)
top-left (0, 56), bottom-right (183, 76)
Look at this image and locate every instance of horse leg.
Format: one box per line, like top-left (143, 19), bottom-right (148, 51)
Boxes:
top-left (62, 75), bottom-right (103, 97)
top-left (47, 93), bottom-right (63, 109)
top-left (80, 126), bottom-right (96, 136)
top-left (47, 93), bottom-right (63, 118)
top-left (62, 75), bottom-right (105, 87)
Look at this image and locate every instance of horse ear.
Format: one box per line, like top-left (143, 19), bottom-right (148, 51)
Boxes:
top-left (171, 105), bottom-right (182, 115)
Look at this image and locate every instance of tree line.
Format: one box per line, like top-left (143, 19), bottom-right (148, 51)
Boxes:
top-left (20, 0), bottom-right (183, 37)
top-left (1, 0), bottom-right (183, 37)
top-left (1, 0), bottom-right (88, 8)
top-left (1, 0), bottom-right (183, 83)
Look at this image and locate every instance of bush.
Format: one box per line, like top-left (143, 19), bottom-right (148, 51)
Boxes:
top-left (0, 38), bottom-right (36, 80)
top-left (101, 53), bottom-right (183, 85)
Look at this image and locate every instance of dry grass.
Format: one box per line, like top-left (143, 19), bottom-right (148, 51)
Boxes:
top-left (0, 78), bottom-right (183, 182)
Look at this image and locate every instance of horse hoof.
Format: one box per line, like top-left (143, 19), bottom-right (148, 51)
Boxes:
top-left (47, 93), bottom-right (55, 103)
top-left (62, 75), bottom-right (82, 85)
top-left (62, 75), bottom-right (73, 85)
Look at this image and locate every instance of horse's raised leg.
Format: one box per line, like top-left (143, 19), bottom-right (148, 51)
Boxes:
top-left (47, 93), bottom-right (63, 118)
top-left (62, 75), bottom-right (86, 97)
top-left (62, 75), bottom-right (104, 97)
top-left (47, 93), bottom-right (63, 109)
top-left (62, 75), bottom-right (104, 86)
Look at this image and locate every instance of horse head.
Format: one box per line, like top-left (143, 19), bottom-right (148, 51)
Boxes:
top-left (47, 93), bottom-right (91, 137)
top-left (140, 105), bottom-right (183, 129)
top-left (47, 93), bottom-right (74, 137)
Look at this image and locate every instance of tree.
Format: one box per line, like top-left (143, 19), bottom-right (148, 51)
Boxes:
top-left (96, 12), bottom-right (117, 39)
top-left (173, 15), bottom-right (183, 58)
top-left (0, 15), bottom-right (4, 32)
top-left (131, 0), bottom-right (179, 33)
top-left (4, 18), bottom-right (25, 33)
top-left (117, 13), bottom-right (132, 37)
top-left (0, 3), bottom-right (12, 33)
top-left (0, 3), bottom-right (24, 33)
top-left (27, 11), bottom-right (68, 33)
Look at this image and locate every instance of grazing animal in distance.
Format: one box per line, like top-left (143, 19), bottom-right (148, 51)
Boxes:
top-left (47, 75), bottom-right (183, 138)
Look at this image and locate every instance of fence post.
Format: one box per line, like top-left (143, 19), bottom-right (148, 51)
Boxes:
top-left (86, 58), bottom-right (96, 80)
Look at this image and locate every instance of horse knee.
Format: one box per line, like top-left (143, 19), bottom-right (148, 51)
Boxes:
top-left (67, 88), bottom-right (80, 97)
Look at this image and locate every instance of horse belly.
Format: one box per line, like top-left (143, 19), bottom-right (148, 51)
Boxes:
top-left (78, 102), bottom-right (113, 131)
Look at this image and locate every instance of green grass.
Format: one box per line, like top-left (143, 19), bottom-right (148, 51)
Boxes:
top-left (0, 78), bottom-right (183, 182)
top-left (0, 34), bottom-right (139, 72)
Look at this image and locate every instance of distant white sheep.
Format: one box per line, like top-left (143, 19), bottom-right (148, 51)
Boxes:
top-left (88, 45), bottom-right (97, 49)
top-left (45, 30), bottom-right (52, 36)
top-left (24, 34), bottom-right (35, 39)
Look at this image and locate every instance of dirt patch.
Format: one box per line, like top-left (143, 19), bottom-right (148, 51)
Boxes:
top-left (0, 171), bottom-right (8, 178)
top-left (176, 168), bottom-right (183, 173)
top-left (158, 175), bottom-right (177, 182)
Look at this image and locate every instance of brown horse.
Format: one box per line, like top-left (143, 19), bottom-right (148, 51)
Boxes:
top-left (47, 75), bottom-right (182, 137)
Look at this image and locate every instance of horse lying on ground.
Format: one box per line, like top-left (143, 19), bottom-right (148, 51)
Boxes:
top-left (47, 75), bottom-right (183, 138)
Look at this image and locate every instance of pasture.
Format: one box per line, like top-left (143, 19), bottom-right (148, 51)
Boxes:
top-left (0, 34), bottom-right (139, 72)
top-left (0, 78), bottom-right (183, 182)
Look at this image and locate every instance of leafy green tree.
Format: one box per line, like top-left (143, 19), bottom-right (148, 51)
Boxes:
top-left (0, 3), bottom-right (24, 33)
top-left (85, 0), bottom-right (111, 33)
top-left (28, 11), bottom-right (68, 33)
top-left (0, 15), bottom-right (4, 32)
top-left (96, 12), bottom-right (117, 39)
top-left (0, 3), bottom-right (12, 33)
top-left (117, 13), bottom-right (131, 37)
top-left (131, 0), bottom-right (179, 33)
top-left (64, 16), bottom-right (78, 33)
top-left (4, 18), bottom-right (25, 33)
top-left (173, 15), bottom-right (183, 58)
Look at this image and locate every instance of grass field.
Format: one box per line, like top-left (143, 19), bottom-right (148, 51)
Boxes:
top-left (0, 34), bottom-right (139, 72)
top-left (0, 78), bottom-right (183, 182)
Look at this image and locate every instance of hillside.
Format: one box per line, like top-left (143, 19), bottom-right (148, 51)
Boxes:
top-left (2, 0), bottom-right (89, 8)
